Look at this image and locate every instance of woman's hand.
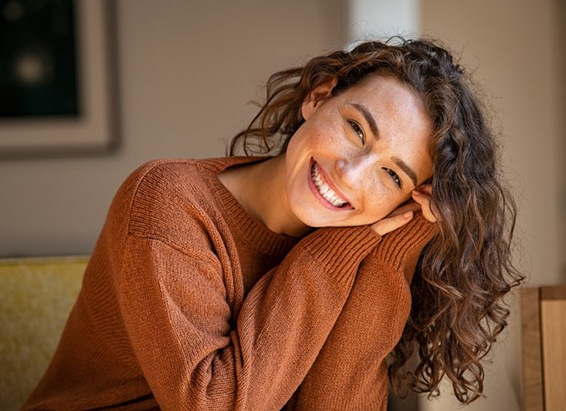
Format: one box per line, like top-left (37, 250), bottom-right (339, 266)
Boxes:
top-left (370, 184), bottom-right (437, 236)
top-left (370, 202), bottom-right (419, 236)
top-left (412, 184), bottom-right (438, 223)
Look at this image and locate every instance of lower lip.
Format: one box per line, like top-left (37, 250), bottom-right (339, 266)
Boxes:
top-left (307, 159), bottom-right (352, 210)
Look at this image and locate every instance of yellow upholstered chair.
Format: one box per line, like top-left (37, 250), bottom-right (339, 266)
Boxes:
top-left (0, 256), bottom-right (88, 411)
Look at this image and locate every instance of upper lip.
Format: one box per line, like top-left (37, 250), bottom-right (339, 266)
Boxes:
top-left (312, 158), bottom-right (352, 206)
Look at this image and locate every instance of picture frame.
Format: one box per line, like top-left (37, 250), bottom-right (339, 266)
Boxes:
top-left (0, 0), bottom-right (118, 158)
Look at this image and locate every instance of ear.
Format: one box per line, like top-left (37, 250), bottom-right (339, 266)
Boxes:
top-left (301, 77), bottom-right (338, 120)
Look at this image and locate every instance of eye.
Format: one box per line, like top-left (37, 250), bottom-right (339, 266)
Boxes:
top-left (348, 120), bottom-right (365, 143)
top-left (385, 168), bottom-right (402, 188)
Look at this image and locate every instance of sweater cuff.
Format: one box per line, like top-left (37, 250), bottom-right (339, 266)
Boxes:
top-left (371, 214), bottom-right (438, 272)
top-left (300, 226), bottom-right (381, 286)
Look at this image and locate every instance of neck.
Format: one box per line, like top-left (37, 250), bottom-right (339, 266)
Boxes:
top-left (219, 155), bottom-right (311, 237)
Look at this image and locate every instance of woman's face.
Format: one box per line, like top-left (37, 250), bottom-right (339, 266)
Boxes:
top-left (284, 74), bottom-right (433, 230)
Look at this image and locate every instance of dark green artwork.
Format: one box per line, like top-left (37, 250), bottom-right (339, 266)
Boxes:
top-left (0, 0), bottom-right (79, 118)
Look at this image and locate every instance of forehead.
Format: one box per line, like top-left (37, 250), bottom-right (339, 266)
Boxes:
top-left (341, 74), bottom-right (434, 183)
top-left (344, 73), bottom-right (422, 109)
top-left (340, 74), bottom-right (431, 132)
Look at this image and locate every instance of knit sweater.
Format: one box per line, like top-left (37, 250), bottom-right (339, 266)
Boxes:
top-left (23, 157), bottom-right (437, 411)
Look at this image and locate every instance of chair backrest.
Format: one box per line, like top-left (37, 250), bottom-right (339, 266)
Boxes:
top-left (521, 285), bottom-right (566, 411)
top-left (0, 256), bottom-right (87, 411)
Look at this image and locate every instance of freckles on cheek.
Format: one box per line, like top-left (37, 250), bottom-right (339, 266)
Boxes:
top-left (311, 128), bottom-right (331, 146)
top-left (368, 192), bottom-right (407, 219)
top-left (312, 119), bottom-right (340, 143)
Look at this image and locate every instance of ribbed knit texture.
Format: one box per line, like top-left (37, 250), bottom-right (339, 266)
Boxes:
top-left (23, 157), bottom-right (436, 411)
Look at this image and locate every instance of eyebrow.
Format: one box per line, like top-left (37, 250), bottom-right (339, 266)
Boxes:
top-left (349, 103), bottom-right (378, 137)
top-left (348, 103), bottom-right (419, 187)
top-left (392, 156), bottom-right (418, 188)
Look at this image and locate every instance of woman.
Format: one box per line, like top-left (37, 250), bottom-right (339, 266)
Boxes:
top-left (24, 38), bottom-right (521, 410)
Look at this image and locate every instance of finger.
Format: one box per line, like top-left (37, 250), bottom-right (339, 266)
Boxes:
top-left (371, 211), bottom-right (414, 236)
top-left (412, 190), bottom-right (437, 223)
top-left (387, 201), bottom-right (420, 217)
top-left (417, 183), bottom-right (433, 195)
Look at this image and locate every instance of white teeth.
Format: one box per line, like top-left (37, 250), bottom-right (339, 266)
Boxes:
top-left (311, 163), bottom-right (348, 207)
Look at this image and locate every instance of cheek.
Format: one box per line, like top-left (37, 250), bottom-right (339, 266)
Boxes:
top-left (293, 117), bottom-right (344, 148)
top-left (366, 195), bottom-right (394, 220)
top-left (362, 184), bottom-right (410, 220)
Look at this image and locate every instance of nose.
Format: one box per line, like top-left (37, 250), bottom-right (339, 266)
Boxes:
top-left (335, 155), bottom-right (376, 189)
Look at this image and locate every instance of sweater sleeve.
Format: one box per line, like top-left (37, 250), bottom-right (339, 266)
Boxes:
top-left (285, 215), bottom-right (437, 410)
top-left (116, 218), bottom-right (380, 410)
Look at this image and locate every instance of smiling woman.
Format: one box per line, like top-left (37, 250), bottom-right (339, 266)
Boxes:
top-left (23, 38), bottom-right (522, 410)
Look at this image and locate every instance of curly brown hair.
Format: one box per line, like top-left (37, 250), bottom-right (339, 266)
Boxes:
top-left (229, 37), bottom-right (523, 403)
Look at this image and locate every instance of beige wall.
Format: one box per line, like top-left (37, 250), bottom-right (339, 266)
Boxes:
top-left (1, 1), bottom-right (564, 409)
top-left (0, 0), bottom-right (346, 257)
top-left (420, 0), bottom-right (565, 410)
top-left (421, 0), bottom-right (564, 284)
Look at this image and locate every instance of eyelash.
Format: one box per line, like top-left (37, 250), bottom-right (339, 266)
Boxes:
top-left (348, 120), bottom-right (365, 143)
top-left (385, 168), bottom-right (402, 188)
top-left (348, 119), bottom-right (402, 189)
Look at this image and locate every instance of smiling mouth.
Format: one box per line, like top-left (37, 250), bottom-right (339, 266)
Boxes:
top-left (310, 162), bottom-right (350, 208)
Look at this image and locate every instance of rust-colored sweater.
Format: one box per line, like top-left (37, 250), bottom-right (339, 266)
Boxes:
top-left (23, 157), bottom-right (436, 411)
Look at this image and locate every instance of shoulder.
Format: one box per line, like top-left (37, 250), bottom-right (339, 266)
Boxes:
top-left (126, 158), bottom-right (203, 190)
top-left (118, 157), bottom-right (247, 206)
top-left (102, 156), bottom-right (269, 254)
top-left (108, 159), bottom-right (201, 221)
top-left (124, 157), bottom-right (262, 201)
top-left (106, 158), bottom-right (229, 242)
top-left (127, 158), bottom-right (204, 201)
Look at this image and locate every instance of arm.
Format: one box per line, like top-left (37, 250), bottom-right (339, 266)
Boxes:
top-left (116, 222), bottom-right (380, 410)
top-left (285, 215), bottom-right (437, 410)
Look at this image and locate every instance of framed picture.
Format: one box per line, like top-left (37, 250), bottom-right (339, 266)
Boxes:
top-left (0, 0), bottom-right (117, 158)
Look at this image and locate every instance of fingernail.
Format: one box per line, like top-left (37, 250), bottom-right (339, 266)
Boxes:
top-left (403, 211), bottom-right (413, 218)
top-left (412, 190), bottom-right (420, 196)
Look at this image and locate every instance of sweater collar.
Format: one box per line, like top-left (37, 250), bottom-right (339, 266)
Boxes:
top-left (197, 157), bottom-right (300, 257)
